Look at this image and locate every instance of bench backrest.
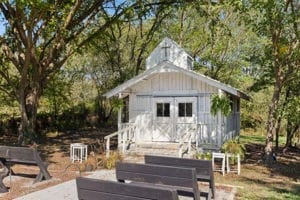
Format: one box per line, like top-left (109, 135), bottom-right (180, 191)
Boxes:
top-left (0, 146), bottom-right (38, 164)
top-left (116, 162), bottom-right (200, 199)
top-left (76, 177), bottom-right (179, 200)
top-left (145, 155), bottom-right (213, 178)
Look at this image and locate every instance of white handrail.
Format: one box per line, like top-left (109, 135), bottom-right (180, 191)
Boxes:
top-left (178, 124), bottom-right (197, 158)
top-left (105, 123), bottom-right (136, 157)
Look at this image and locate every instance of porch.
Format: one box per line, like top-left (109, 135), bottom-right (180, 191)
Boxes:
top-left (104, 122), bottom-right (234, 158)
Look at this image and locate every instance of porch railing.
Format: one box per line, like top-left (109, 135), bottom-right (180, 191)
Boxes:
top-left (104, 123), bottom-right (136, 157)
top-left (178, 124), bottom-right (198, 158)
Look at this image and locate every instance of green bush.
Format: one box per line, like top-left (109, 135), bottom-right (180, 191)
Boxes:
top-left (194, 151), bottom-right (212, 160)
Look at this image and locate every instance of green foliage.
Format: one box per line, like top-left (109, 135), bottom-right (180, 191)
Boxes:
top-left (210, 94), bottom-right (232, 116)
top-left (194, 151), bottom-right (212, 160)
top-left (110, 97), bottom-right (124, 111)
top-left (222, 138), bottom-right (246, 161)
top-left (241, 86), bottom-right (272, 130)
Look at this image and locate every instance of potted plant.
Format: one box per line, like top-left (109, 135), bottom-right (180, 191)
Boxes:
top-left (221, 138), bottom-right (246, 164)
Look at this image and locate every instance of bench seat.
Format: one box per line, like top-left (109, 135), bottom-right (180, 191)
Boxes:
top-left (145, 155), bottom-right (215, 198)
top-left (76, 177), bottom-right (179, 200)
top-left (116, 162), bottom-right (211, 200)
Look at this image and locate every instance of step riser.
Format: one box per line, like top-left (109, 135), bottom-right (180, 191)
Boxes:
top-left (124, 147), bottom-right (196, 158)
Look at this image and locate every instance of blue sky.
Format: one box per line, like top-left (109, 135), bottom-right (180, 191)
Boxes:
top-left (0, 25), bottom-right (5, 35)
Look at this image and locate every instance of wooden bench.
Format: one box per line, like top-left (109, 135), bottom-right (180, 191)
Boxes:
top-left (144, 155), bottom-right (215, 198)
top-left (0, 146), bottom-right (51, 193)
top-left (76, 177), bottom-right (179, 200)
top-left (116, 162), bottom-right (211, 200)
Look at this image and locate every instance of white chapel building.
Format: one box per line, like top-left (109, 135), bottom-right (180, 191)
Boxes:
top-left (104, 37), bottom-right (248, 155)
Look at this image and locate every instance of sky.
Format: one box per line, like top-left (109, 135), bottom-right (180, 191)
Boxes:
top-left (0, 13), bottom-right (5, 35)
top-left (0, 25), bottom-right (4, 35)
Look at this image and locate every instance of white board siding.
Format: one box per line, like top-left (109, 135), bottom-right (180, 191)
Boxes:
top-left (146, 37), bottom-right (192, 70)
top-left (222, 97), bottom-right (240, 144)
top-left (129, 95), bottom-right (153, 142)
top-left (197, 94), bottom-right (219, 146)
top-left (127, 72), bottom-right (231, 146)
top-left (131, 72), bottom-right (218, 94)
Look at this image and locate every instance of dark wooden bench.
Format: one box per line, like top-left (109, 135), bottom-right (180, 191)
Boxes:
top-left (116, 162), bottom-right (211, 200)
top-left (0, 146), bottom-right (51, 193)
top-left (144, 155), bottom-right (215, 198)
top-left (76, 177), bottom-right (179, 200)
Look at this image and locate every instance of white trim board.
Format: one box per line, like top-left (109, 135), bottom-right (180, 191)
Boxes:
top-left (104, 61), bottom-right (249, 100)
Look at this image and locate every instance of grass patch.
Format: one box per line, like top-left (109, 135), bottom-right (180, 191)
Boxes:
top-left (240, 129), bottom-right (286, 146)
top-left (214, 129), bottom-right (300, 200)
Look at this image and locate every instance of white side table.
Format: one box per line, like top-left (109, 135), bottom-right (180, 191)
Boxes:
top-left (70, 143), bottom-right (88, 163)
top-left (226, 153), bottom-right (241, 175)
top-left (212, 152), bottom-right (225, 176)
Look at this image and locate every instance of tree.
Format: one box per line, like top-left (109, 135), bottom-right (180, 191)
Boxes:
top-left (159, 1), bottom-right (262, 88)
top-left (231, 0), bottom-right (300, 162)
top-left (0, 0), bottom-right (182, 144)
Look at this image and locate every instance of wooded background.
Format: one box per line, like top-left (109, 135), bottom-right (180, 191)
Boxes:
top-left (0, 1), bottom-right (299, 158)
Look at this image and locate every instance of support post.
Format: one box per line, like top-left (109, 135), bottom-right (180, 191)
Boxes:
top-left (217, 89), bottom-right (223, 147)
top-left (106, 138), bottom-right (110, 158)
top-left (122, 130), bottom-right (127, 153)
top-left (118, 93), bottom-right (122, 151)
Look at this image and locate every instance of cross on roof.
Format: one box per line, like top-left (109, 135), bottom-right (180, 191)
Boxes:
top-left (161, 40), bottom-right (171, 61)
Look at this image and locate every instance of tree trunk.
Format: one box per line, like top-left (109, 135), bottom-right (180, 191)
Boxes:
top-left (285, 123), bottom-right (299, 148)
top-left (285, 120), bottom-right (293, 148)
top-left (18, 88), bottom-right (41, 145)
top-left (275, 116), bottom-right (282, 150)
top-left (264, 79), bottom-right (282, 163)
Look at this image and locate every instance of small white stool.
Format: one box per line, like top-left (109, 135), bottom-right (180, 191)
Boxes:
top-left (70, 143), bottom-right (88, 163)
top-left (226, 153), bottom-right (241, 175)
top-left (212, 152), bottom-right (225, 176)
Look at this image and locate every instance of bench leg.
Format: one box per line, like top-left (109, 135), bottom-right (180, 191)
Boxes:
top-left (0, 165), bottom-right (9, 193)
top-left (0, 181), bottom-right (8, 193)
top-left (210, 181), bottom-right (215, 199)
top-left (34, 163), bottom-right (51, 184)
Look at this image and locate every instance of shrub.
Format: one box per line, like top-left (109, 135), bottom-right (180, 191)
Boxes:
top-left (194, 151), bottom-right (212, 160)
top-left (98, 151), bottom-right (123, 169)
top-left (84, 152), bottom-right (98, 171)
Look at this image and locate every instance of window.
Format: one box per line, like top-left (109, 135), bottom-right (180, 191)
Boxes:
top-left (121, 96), bottom-right (129, 123)
top-left (156, 103), bottom-right (170, 117)
top-left (230, 96), bottom-right (234, 113)
top-left (178, 103), bottom-right (193, 117)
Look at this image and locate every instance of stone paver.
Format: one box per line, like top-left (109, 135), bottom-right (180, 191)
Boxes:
top-left (15, 169), bottom-right (235, 200)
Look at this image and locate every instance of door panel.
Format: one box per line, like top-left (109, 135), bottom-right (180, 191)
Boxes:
top-left (152, 97), bottom-right (197, 142)
top-left (152, 98), bottom-right (174, 142)
top-left (174, 97), bottom-right (197, 142)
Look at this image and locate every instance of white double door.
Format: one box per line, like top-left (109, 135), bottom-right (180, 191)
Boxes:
top-left (152, 97), bottom-right (197, 142)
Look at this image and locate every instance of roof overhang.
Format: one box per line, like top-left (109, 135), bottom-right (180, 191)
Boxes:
top-left (104, 61), bottom-right (250, 100)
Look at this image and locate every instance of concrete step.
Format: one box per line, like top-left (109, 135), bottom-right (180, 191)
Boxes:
top-left (135, 142), bottom-right (180, 150)
top-left (125, 146), bottom-right (197, 158)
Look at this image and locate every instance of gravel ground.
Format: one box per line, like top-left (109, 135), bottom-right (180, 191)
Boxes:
top-left (13, 169), bottom-right (236, 200)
